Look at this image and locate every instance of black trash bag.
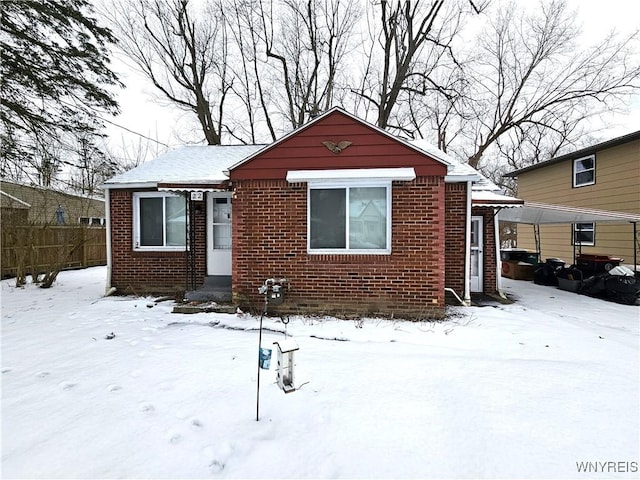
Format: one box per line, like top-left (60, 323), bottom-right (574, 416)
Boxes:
top-left (579, 272), bottom-right (608, 297)
top-left (534, 262), bottom-right (559, 286)
top-left (604, 275), bottom-right (640, 305)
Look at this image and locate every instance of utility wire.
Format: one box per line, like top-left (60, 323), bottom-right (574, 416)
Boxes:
top-left (99, 116), bottom-right (170, 148)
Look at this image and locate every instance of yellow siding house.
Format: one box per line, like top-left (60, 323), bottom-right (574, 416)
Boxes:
top-left (504, 131), bottom-right (640, 265)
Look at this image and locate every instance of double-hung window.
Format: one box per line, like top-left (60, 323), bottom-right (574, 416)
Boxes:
top-left (308, 183), bottom-right (391, 253)
top-left (573, 155), bottom-right (595, 187)
top-left (572, 222), bottom-right (595, 246)
top-left (133, 192), bottom-right (186, 250)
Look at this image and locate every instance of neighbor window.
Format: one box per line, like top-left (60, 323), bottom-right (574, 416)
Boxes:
top-left (79, 216), bottom-right (105, 226)
top-left (133, 192), bottom-right (186, 250)
top-left (308, 184), bottom-right (390, 253)
top-left (572, 223), bottom-right (595, 246)
top-left (573, 155), bottom-right (595, 187)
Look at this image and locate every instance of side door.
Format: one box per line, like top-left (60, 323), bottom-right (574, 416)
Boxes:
top-left (470, 216), bottom-right (483, 292)
top-left (207, 193), bottom-right (232, 276)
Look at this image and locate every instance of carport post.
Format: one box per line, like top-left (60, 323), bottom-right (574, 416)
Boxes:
top-left (633, 222), bottom-right (638, 273)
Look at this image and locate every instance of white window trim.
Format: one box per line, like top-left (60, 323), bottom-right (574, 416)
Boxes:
top-left (307, 180), bottom-right (392, 255)
top-left (573, 154), bottom-right (595, 188)
top-left (572, 222), bottom-right (595, 247)
top-left (133, 191), bottom-right (187, 251)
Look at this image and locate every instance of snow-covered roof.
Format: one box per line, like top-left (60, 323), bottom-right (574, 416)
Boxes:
top-left (102, 145), bottom-right (266, 189)
top-left (408, 140), bottom-right (524, 207)
top-left (409, 140), bottom-right (505, 189)
top-left (102, 124), bottom-right (520, 211)
top-left (472, 190), bottom-right (523, 207)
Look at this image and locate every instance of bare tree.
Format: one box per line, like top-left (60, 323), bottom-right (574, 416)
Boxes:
top-left (352, 0), bottom-right (485, 133)
top-left (230, 0), bottom-right (361, 134)
top-left (103, 134), bottom-right (166, 176)
top-left (405, 60), bottom-right (473, 153)
top-left (223, 0), bottom-right (274, 142)
top-left (68, 133), bottom-right (113, 195)
top-left (104, 0), bottom-right (231, 144)
top-left (462, 0), bottom-right (640, 169)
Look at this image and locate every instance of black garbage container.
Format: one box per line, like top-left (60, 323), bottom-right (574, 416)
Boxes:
top-left (546, 258), bottom-right (566, 269)
top-left (534, 258), bottom-right (566, 286)
top-left (501, 249), bottom-right (540, 264)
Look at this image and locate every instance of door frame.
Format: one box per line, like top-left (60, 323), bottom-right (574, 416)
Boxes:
top-left (470, 216), bottom-right (484, 293)
top-left (206, 192), bottom-right (233, 276)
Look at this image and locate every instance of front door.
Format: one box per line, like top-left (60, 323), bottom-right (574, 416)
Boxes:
top-left (470, 216), bottom-right (483, 292)
top-left (207, 193), bottom-right (232, 275)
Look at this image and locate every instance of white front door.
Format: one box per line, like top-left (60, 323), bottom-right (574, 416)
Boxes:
top-left (207, 193), bottom-right (232, 275)
top-left (470, 216), bottom-right (483, 292)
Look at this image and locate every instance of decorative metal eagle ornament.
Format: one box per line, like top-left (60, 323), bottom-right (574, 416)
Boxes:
top-left (321, 140), bottom-right (353, 153)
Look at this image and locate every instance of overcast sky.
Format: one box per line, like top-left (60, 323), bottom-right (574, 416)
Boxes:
top-left (102, 0), bottom-right (640, 158)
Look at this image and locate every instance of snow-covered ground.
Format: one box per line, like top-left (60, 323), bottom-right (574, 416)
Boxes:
top-left (1, 267), bottom-right (638, 479)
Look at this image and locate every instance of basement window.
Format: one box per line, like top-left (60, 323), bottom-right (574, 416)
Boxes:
top-left (572, 222), bottom-right (595, 246)
top-left (308, 183), bottom-right (391, 254)
top-left (133, 192), bottom-right (186, 250)
top-left (573, 155), bottom-right (595, 187)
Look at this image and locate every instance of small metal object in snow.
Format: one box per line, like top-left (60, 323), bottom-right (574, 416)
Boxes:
top-left (273, 339), bottom-right (299, 393)
top-left (258, 347), bottom-right (272, 369)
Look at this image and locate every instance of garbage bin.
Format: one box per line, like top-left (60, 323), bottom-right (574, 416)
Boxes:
top-left (534, 258), bottom-right (566, 286)
top-left (546, 258), bottom-right (566, 269)
top-left (500, 249), bottom-right (540, 264)
top-left (576, 254), bottom-right (623, 277)
top-left (556, 267), bottom-right (583, 292)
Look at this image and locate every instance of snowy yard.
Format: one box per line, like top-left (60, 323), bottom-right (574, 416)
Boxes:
top-left (1, 266), bottom-right (638, 479)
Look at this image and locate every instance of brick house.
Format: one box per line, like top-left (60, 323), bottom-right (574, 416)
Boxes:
top-left (103, 108), bottom-right (521, 318)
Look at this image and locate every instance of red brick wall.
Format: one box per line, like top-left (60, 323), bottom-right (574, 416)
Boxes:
top-left (232, 177), bottom-right (446, 319)
top-left (444, 183), bottom-right (467, 296)
top-left (109, 189), bottom-right (206, 295)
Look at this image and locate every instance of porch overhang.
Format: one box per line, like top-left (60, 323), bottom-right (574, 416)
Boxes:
top-left (157, 182), bottom-right (228, 194)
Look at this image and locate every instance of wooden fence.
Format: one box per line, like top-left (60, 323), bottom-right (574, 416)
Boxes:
top-left (1, 225), bottom-right (107, 279)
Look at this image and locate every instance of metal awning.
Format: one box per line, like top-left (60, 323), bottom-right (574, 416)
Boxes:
top-left (498, 201), bottom-right (640, 224)
top-left (157, 183), bottom-right (227, 194)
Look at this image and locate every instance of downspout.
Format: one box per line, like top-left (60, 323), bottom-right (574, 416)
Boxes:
top-left (463, 180), bottom-right (472, 306)
top-left (104, 187), bottom-right (116, 296)
top-left (494, 208), bottom-right (507, 299)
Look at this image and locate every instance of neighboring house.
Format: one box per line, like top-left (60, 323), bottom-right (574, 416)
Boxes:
top-left (103, 108), bottom-right (522, 318)
top-left (1, 180), bottom-right (108, 278)
top-left (0, 179), bottom-right (106, 226)
top-left (504, 130), bottom-right (640, 265)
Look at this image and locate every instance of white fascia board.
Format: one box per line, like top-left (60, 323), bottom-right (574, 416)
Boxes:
top-left (157, 187), bottom-right (221, 193)
top-left (286, 167), bottom-right (416, 183)
top-left (0, 190), bottom-right (31, 208)
top-left (444, 175), bottom-right (480, 183)
top-left (101, 181), bottom-right (158, 190)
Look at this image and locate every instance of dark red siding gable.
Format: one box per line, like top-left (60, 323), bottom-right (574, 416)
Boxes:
top-left (229, 110), bottom-right (448, 180)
